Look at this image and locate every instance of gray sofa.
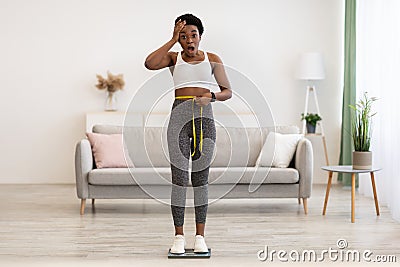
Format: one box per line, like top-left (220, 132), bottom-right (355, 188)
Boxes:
top-left (75, 125), bottom-right (313, 215)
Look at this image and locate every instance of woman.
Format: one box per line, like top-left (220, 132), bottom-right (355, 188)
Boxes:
top-left (145, 13), bottom-right (232, 254)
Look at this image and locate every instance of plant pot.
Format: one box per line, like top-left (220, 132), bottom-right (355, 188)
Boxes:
top-left (105, 92), bottom-right (117, 111)
top-left (306, 123), bottom-right (316, 134)
top-left (352, 151), bottom-right (372, 170)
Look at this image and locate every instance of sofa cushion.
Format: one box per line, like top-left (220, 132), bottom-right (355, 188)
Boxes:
top-left (208, 167), bottom-right (299, 184)
top-left (88, 168), bottom-right (171, 186)
top-left (93, 126), bottom-right (170, 168)
top-left (211, 127), bottom-right (267, 167)
top-left (86, 133), bottom-right (133, 168)
top-left (256, 132), bottom-right (302, 168)
top-left (88, 167), bottom-right (298, 186)
top-left (92, 125), bottom-right (123, 134)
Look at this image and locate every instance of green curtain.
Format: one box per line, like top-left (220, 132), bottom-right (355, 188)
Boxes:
top-left (338, 0), bottom-right (357, 186)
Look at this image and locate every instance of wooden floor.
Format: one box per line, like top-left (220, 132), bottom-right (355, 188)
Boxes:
top-left (0, 184), bottom-right (399, 267)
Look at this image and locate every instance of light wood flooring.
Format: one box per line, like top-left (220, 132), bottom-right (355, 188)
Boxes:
top-left (0, 184), bottom-right (399, 267)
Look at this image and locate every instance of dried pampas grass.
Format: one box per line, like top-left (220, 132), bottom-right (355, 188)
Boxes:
top-left (96, 71), bottom-right (125, 93)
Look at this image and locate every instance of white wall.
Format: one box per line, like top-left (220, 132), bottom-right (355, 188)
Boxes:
top-left (0, 0), bottom-right (343, 183)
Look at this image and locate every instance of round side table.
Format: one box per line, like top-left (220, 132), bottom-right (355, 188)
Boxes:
top-left (321, 165), bottom-right (381, 223)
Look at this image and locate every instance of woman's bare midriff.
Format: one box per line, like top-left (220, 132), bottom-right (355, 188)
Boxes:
top-left (175, 87), bottom-right (210, 97)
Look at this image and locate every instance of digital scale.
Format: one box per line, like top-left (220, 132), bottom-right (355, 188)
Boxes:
top-left (168, 248), bottom-right (211, 259)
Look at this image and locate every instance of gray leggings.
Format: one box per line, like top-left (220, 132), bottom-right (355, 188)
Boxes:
top-left (167, 99), bottom-right (216, 227)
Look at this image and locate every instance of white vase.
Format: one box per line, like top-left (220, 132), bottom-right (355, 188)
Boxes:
top-left (105, 92), bottom-right (117, 111)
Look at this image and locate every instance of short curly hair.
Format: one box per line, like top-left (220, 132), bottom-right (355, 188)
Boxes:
top-left (175, 14), bottom-right (204, 36)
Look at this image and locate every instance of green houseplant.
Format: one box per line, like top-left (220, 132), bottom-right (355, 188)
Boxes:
top-left (301, 113), bottom-right (322, 134)
top-left (349, 92), bottom-right (377, 169)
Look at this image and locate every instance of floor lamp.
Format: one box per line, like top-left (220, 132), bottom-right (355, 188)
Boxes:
top-left (296, 52), bottom-right (329, 165)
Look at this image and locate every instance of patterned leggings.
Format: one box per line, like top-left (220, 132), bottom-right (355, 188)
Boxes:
top-left (167, 98), bottom-right (216, 227)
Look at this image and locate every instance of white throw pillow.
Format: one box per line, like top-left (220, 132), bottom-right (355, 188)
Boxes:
top-left (256, 132), bottom-right (303, 168)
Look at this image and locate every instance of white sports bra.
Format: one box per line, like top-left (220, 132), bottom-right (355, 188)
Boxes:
top-left (173, 51), bottom-right (214, 90)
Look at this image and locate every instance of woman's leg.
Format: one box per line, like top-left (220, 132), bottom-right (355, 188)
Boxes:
top-left (195, 223), bottom-right (206, 236)
top-left (168, 100), bottom-right (192, 233)
top-left (191, 115), bottom-right (216, 236)
top-left (170, 161), bottom-right (189, 230)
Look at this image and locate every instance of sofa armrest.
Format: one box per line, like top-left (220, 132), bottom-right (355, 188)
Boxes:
top-left (295, 138), bottom-right (313, 198)
top-left (75, 139), bottom-right (93, 199)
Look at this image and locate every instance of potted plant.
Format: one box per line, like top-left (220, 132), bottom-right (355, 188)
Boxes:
top-left (95, 71), bottom-right (125, 111)
top-left (301, 113), bottom-right (322, 134)
top-left (349, 92), bottom-right (377, 169)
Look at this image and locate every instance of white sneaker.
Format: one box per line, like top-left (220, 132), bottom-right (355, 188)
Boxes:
top-left (194, 235), bottom-right (208, 253)
top-left (170, 235), bottom-right (185, 254)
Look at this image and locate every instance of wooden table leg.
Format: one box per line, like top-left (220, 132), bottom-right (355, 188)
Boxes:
top-left (322, 135), bottom-right (330, 166)
top-left (351, 173), bottom-right (356, 223)
top-left (370, 172), bottom-right (380, 216)
top-left (322, 171), bottom-right (333, 215)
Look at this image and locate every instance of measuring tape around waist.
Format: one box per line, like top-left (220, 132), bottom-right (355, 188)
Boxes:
top-left (175, 96), bottom-right (203, 156)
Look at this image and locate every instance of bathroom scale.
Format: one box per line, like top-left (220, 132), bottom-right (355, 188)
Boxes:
top-left (168, 248), bottom-right (211, 259)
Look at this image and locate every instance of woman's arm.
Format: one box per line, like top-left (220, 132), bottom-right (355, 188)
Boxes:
top-left (144, 20), bottom-right (186, 70)
top-left (209, 53), bottom-right (232, 101)
top-left (196, 53), bottom-right (232, 106)
top-left (144, 40), bottom-right (175, 70)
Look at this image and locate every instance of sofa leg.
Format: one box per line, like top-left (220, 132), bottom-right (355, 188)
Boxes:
top-left (298, 198), bottom-right (301, 204)
top-left (80, 199), bottom-right (86, 215)
top-left (92, 199), bottom-right (95, 206)
top-left (302, 198), bottom-right (308, 214)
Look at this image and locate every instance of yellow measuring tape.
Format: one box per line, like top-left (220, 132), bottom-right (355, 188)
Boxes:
top-left (175, 96), bottom-right (203, 156)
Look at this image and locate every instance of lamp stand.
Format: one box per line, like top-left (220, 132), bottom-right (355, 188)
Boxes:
top-left (302, 85), bottom-right (329, 165)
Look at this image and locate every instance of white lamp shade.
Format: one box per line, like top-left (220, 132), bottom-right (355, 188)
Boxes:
top-left (296, 52), bottom-right (325, 80)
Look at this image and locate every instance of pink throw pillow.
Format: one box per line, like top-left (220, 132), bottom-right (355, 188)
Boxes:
top-left (86, 133), bottom-right (133, 168)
